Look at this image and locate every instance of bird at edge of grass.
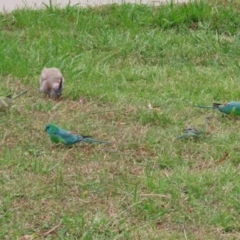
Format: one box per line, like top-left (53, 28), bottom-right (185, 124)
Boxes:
top-left (45, 123), bottom-right (110, 146)
top-left (0, 90), bottom-right (27, 111)
top-left (194, 102), bottom-right (240, 116)
top-left (176, 115), bottom-right (211, 140)
top-left (39, 67), bottom-right (64, 99)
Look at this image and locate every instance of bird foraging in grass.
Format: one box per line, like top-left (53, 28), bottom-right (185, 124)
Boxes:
top-left (45, 123), bottom-right (110, 146)
top-left (40, 67), bottom-right (64, 98)
top-left (0, 90), bottom-right (27, 111)
top-left (195, 102), bottom-right (240, 116)
top-left (177, 115), bottom-right (211, 140)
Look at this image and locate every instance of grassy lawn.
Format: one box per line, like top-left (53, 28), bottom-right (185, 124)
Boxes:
top-left (1, 0), bottom-right (240, 239)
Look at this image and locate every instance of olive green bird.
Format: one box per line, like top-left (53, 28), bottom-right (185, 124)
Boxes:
top-left (195, 102), bottom-right (240, 116)
top-left (0, 91), bottom-right (27, 111)
top-left (177, 115), bottom-right (211, 140)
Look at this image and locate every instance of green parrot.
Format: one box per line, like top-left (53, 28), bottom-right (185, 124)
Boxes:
top-left (0, 91), bottom-right (27, 111)
top-left (195, 102), bottom-right (240, 116)
top-left (45, 123), bottom-right (110, 145)
top-left (177, 115), bottom-right (211, 140)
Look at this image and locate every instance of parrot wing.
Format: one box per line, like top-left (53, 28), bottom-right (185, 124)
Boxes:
top-left (57, 128), bottom-right (83, 145)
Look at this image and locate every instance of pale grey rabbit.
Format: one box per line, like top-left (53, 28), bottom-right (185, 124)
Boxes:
top-left (39, 67), bottom-right (64, 98)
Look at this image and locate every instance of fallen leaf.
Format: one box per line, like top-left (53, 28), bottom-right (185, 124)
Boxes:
top-left (148, 103), bottom-right (153, 109)
top-left (220, 35), bottom-right (235, 43)
top-left (140, 194), bottom-right (171, 199)
top-left (148, 103), bottom-right (161, 111)
top-left (41, 223), bottom-right (61, 236)
top-left (19, 235), bottom-right (34, 240)
top-left (79, 96), bottom-right (85, 104)
top-left (216, 152), bottom-right (229, 165)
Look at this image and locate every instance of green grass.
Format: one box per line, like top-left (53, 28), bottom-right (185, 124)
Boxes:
top-left (1, 0), bottom-right (240, 238)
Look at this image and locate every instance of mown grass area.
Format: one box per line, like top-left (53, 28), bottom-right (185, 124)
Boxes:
top-left (1, 0), bottom-right (240, 239)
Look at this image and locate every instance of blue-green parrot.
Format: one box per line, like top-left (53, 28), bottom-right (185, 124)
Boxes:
top-left (195, 102), bottom-right (240, 116)
top-left (45, 123), bottom-right (110, 145)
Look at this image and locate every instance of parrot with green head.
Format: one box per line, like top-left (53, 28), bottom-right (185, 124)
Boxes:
top-left (45, 123), bottom-right (110, 145)
top-left (177, 115), bottom-right (211, 140)
top-left (0, 91), bottom-right (27, 111)
top-left (195, 102), bottom-right (240, 116)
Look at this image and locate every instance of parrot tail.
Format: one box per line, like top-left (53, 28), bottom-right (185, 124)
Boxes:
top-left (194, 105), bottom-right (214, 109)
top-left (176, 134), bottom-right (188, 140)
top-left (82, 137), bottom-right (110, 144)
top-left (12, 90), bottom-right (27, 99)
top-left (176, 128), bottom-right (201, 140)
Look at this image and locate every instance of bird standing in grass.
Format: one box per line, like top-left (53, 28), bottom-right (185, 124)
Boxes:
top-left (177, 115), bottom-right (211, 140)
top-left (45, 123), bottom-right (110, 145)
top-left (40, 67), bottom-right (64, 98)
top-left (0, 91), bottom-right (27, 111)
top-left (195, 102), bottom-right (240, 116)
